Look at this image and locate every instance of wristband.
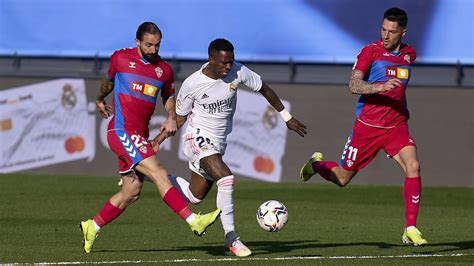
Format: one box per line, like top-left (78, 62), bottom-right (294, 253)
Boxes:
top-left (279, 109), bottom-right (292, 122)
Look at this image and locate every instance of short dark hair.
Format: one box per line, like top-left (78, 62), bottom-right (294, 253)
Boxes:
top-left (384, 7), bottom-right (408, 28)
top-left (208, 38), bottom-right (234, 56)
top-left (136, 22), bottom-right (162, 41)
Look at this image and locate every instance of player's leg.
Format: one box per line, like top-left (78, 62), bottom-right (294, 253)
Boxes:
top-left (300, 153), bottom-right (358, 186)
top-left (168, 173), bottom-right (214, 205)
top-left (80, 129), bottom-right (148, 253)
top-left (80, 171), bottom-right (144, 253)
top-left (300, 121), bottom-right (387, 186)
top-left (387, 123), bottom-right (426, 246)
top-left (135, 156), bottom-right (220, 236)
top-left (200, 154), bottom-right (251, 257)
top-left (393, 147), bottom-right (426, 246)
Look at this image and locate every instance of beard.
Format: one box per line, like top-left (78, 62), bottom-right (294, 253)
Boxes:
top-left (140, 47), bottom-right (157, 62)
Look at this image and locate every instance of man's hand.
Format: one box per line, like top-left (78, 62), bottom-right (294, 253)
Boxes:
top-left (377, 78), bottom-right (402, 93)
top-left (286, 117), bottom-right (307, 137)
top-left (96, 100), bottom-right (113, 118)
top-left (149, 131), bottom-right (168, 153)
top-left (160, 116), bottom-right (177, 138)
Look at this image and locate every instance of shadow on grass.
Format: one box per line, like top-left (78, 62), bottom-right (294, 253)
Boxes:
top-left (93, 240), bottom-right (474, 256)
top-left (417, 240), bottom-right (474, 254)
top-left (93, 240), bottom-right (405, 256)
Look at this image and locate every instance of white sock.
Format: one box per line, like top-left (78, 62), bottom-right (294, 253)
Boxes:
top-left (185, 213), bottom-right (196, 224)
top-left (93, 220), bottom-right (101, 232)
top-left (216, 175), bottom-right (235, 235)
top-left (167, 175), bottom-right (202, 204)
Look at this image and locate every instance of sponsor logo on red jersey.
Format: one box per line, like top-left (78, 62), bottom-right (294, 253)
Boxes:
top-left (131, 82), bottom-right (157, 97)
top-left (386, 67), bottom-right (409, 79)
top-left (386, 67), bottom-right (397, 77)
top-left (132, 82), bottom-right (145, 92)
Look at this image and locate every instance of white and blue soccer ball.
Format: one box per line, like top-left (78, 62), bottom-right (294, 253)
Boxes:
top-left (256, 200), bottom-right (288, 232)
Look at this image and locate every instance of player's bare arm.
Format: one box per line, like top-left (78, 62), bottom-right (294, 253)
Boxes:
top-left (259, 82), bottom-right (307, 137)
top-left (349, 69), bottom-right (401, 94)
top-left (96, 79), bottom-right (114, 118)
top-left (161, 96), bottom-right (178, 137)
top-left (151, 96), bottom-right (177, 152)
top-left (150, 113), bottom-right (187, 153)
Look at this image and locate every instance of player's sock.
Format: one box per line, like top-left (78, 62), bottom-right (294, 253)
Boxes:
top-left (403, 176), bottom-right (421, 227)
top-left (162, 187), bottom-right (194, 222)
top-left (312, 161), bottom-right (338, 181)
top-left (92, 220), bottom-right (101, 232)
top-left (168, 175), bottom-right (202, 204)
top-left (186, 187), bottom-right (202, 205)
top-left (216, 175), bottom-right (235, 235)
top-left (93, 200), bottom-right (124, 229)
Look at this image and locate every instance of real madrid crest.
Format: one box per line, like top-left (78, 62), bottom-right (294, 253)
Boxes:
top-left (155, 67), bottom-right (163, 78)
top-left (61, 84), bottom-right (77, 110)
top-left (176, 98), bottom-right (182, 110)
top-left (229, 82), bottom-right (238, 92)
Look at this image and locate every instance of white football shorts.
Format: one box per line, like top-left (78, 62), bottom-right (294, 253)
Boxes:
top-left (182, 129), bottom-right (227, 179)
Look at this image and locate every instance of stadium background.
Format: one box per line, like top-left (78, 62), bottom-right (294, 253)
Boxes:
top-left (0, 0), bottom-right (472, 187)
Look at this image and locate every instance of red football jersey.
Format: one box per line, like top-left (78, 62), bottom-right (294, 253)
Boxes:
top-left (352, 40), bottom-right (416, 128)
top-left (107, 47), bottom-right (175, 137)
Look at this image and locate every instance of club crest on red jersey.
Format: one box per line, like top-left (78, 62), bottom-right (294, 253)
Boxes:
top-left (404, 54), bottom-right (411, 63)
top-left (155, 67), bottom-right (163, 78)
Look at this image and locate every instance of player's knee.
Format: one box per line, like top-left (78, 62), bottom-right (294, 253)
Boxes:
top-left (338, 178), bottom-right (350, 187)
top-left (406, 159), bottom-right (420, 173)
top-left (336, 172), bottom-right (353, 187)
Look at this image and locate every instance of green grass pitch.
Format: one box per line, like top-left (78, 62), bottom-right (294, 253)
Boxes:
top-left (0, 174), bottom-right (473, 265)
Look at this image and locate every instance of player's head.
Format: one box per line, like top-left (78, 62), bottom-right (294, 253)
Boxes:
top-left (135, 22), bottom-right (162, 62)
top-left (380, 7), bottom-right (407, 52)
top-left (207, 38), bottom-right (234, 78)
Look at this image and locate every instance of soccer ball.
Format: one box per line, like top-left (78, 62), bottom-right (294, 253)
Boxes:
top-left (256, 200), bottom-right (288, 232)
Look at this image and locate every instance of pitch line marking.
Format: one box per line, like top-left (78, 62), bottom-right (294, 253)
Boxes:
top-left (19, 253), bottom-right (474, 265)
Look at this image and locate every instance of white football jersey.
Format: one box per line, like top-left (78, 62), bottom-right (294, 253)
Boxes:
top-left (176, 62), bottom-right (262, 140)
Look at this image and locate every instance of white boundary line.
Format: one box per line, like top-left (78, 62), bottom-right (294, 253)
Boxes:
top-left (9, 253), bottom-right (471, 265)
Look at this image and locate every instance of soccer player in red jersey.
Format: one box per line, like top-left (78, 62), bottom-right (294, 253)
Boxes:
top-left (79, 22), bottom-right (221, 254)
top-left (300, 7), bottom-right (428, 246)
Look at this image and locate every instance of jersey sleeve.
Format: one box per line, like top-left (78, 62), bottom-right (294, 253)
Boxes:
top-left (352, 45), bottom-right (374, 74)
top-left (107, 51), bottom-right (119, 80)
top-left (175, 79), bottom-right (194, 116)
top-left (237, 63), bottom-right (263, 92)
top-left (405, 46), bottom-right (417, 64)
top-left (160, 64), bottom-right (176, 100)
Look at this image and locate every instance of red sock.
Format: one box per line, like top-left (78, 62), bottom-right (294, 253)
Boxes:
top-left (312, 161), bottom-right (338, 180)
top-left (163, 187), bottom-right (193, 220)
top-left (93, 200), bottom-right (124, 228)
top-left (403, 176), bottom-right (421, 228)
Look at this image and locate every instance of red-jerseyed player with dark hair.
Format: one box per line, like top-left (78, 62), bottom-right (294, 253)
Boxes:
top-left (79, 22), bottom-right (220, 254)
top-left (300, 7), bottom-right (427, 246)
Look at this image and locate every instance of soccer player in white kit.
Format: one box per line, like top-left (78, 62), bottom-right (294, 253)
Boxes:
top-left (152, 38), bottom-right (307, 257)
